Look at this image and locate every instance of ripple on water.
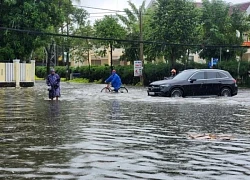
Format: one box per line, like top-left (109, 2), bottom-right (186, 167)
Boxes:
top-left (1, 83), bottom-right (250, 179)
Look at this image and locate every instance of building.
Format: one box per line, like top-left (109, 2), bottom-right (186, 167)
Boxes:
top-left (70, 47), bottom-right (129, 67)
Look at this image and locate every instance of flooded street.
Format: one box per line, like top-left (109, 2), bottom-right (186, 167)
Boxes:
top-left (1, 81), bottom-right (250, 180)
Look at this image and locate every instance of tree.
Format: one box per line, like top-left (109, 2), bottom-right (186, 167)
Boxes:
top-left (199, 0), bottom-right (250, 61)
top-left (94, 15), bottom-right (126, 71)
top-left (146, 0), bottom-right (200, 67)
top-left (117, 0), bottom-right (146, 63)
top-left (65, 7), bottom-right (90, 66)
top-left (0, 0), bottom-right (71, 61)
top-left (117, 0), bottom-right (146, 33)
top-left (230, 7), bottom-right (250, 60)
top-left (143, 7), bottom-right (162, 62)
top-left (71, 23), bottom-right (93, 67)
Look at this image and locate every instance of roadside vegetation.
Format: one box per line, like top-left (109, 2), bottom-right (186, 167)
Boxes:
top-left (35, 60), bottom-right (250, 86)
top-left (1, 0), bottom-right (250, 85)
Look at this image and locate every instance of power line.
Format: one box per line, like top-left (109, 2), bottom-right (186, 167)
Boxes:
top-left (0, 27), bottom-right (249, 49)
top-left (88, 12), bottom-right (126, 14)
top-left (73, 5), bottom-right (125, 13)
top-left (89, 14), bottom-right (127, 18)
top-left (73, 5), bottom-right (152, 16)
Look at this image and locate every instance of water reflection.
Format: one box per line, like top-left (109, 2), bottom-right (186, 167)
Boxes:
top-left (48, 101), bottom-right (61, 125)
top-left (111, 99), bottom-right (121, 120)
top-left (0, 82), bottom-right (250, 179)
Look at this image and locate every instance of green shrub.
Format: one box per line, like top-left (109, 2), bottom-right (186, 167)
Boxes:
top-left (35, 60), bottom-right (250, 86)
top-left (54, 66), bottom-right (67, 78)
top-left (35, 66), bottom-right (47, 78)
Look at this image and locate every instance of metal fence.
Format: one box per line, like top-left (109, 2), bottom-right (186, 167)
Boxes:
top-left (0, 60), bottom-right (35, 87)
top-left (5, 63), bottom-right (14, 82)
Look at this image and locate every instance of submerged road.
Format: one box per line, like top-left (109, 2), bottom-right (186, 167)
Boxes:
top-left (0, 81), bottom-right (250, 179)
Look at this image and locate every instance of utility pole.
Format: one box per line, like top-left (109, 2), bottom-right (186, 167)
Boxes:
top-left (139, 9), bottom-right (144, 85)
top-left (110, 43), bottom-right (113, 73)
top-left (66, 0), bottom-right (70, 80)
top-left (86, 39), bottom-right (91, 76)
top-left (219, 47), bottom-right (222, 69)
top-left (46, 42), bottom-right (54, 76)
top-left (66, 21), bottom-right (70, 80)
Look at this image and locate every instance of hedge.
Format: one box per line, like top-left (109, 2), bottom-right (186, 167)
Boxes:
top-left (36, 61), bottom-right (250, 86)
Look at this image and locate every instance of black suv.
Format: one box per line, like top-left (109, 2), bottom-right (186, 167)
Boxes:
top-left (147, 69), bottom-right (238, 97)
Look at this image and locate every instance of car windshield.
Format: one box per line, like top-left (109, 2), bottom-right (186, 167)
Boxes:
top-left (173, 70), bottom-right (196, 80)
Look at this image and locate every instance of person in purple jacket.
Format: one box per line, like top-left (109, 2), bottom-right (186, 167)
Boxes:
top-left (46, 68), bottom-right (61, 100)
top-left (105, 70), bottom-right (122, 92)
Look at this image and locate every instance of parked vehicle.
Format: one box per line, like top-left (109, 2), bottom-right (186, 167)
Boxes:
top-left (147, 69), bottom-right (238, 97)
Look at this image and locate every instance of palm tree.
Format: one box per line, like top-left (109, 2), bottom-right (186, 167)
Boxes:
top-left (116, 0), bottom-right (146, 62)
top-left (117, 0), bottom-right (146, 33)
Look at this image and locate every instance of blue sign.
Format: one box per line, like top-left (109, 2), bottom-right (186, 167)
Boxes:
top-left (212, 58), bottom-right (218, 65)
top-left (208, 58), bottom-right (219, 68)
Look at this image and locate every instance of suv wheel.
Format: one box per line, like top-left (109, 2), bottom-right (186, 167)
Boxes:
top-left (171, 88), bottom-right (183, 97)
top-left (220, 87), bottom-right (231, 97)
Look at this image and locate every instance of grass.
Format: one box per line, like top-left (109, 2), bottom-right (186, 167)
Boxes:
top-left (35, 76), bottom-right (44, 80)
top-left (68, 78), bottom-right (90, 83)
top-left (135, 81), bottom-right (143, 86)
top-left (67, 78), bottom-right (103, 84)
top-left (61, 78), bottom-right (67, 82)
top-left (35, 76), bottom-right (103, 84)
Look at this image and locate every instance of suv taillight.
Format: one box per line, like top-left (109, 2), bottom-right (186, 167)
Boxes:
top-left (233, 79), bottom-right (237, 83)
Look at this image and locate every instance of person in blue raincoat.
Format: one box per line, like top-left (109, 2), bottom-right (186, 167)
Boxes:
top-left (105, 70), bottom-right (122, 92)
top-left (46, 68), bottom-right (61, 100)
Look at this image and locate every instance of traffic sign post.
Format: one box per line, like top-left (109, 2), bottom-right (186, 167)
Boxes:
top-left (134, 61), bottom-right (142, 77)
top-left (208, 58), bottom-right (219, 68)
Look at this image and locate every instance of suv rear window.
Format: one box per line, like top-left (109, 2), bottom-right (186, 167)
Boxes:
top-left (206, 72), bottom-right (216, 79)
top-left (216, 72), bottom-right (228, 78)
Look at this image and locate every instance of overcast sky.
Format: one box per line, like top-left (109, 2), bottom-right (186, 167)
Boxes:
top-left (73, 0), bottom-right (250, 23)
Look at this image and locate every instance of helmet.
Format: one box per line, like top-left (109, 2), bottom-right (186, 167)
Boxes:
top-left (171, 69), bottom-right (176, 73)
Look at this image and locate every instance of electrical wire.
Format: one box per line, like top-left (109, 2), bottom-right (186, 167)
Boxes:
top-left (73, 5), bottom-right (125, 13)
top-left (88, 12), bottom-right (126, 14)
top-left (73, 5), bottom-right (152, 16)
top-left (0, 26), bottom-right (248, 48)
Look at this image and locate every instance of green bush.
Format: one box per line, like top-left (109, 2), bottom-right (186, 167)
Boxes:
top-left (55, 66), bottom-right (67, 78)
top-left (35, 60), bottom-right (250, 86)
top-left (35, 66), bottom-right (68, 78)
top-left (35, 66), bottom-right (47, 79)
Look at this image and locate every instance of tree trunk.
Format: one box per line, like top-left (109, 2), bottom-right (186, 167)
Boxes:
top-left (46, 42), bottom-right (53, 76)
top-left (88, 49), bottom-right (91, 77)
top-left (186, 49), bottom-right (190, 69)
top-left (170, 48), bottom-right (175, 68)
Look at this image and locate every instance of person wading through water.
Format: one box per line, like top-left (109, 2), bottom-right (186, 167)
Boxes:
top-left (46, 68), bottom-right (61, 100)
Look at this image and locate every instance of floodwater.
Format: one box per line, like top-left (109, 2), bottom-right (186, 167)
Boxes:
top-left (1, 81), bottom-right (250, 180)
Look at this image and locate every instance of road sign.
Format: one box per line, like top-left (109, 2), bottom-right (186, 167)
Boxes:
top-left (212, 58), bottom-right (218, 65)
top-left (134, 61), bottom-right (142, 76)
top-left (208, 58), bottom-right (219, 68)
